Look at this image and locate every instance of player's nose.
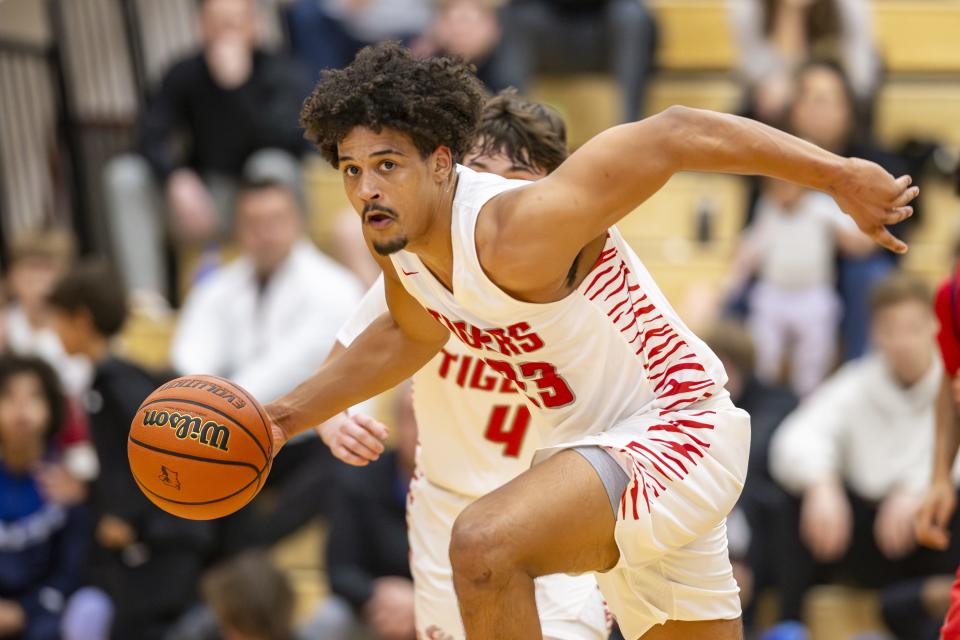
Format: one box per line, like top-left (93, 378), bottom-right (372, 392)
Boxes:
top-left (356, 174), bottom-right (382, 202)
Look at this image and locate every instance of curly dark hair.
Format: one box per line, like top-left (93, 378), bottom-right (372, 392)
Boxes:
top-left (472, 89), bottom-right (568, 174)
top-left (300, 42), bottom-right (487, 167)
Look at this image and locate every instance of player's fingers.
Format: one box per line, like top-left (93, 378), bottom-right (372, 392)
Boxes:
top-left (871, 227), bottom-right (908, 254)
top-left (347, 423), bottom-right (386, 454)
top-left (881, 206), bottom-right (913, 225)
top-left (334, 445), bottom-right (369, 467)
top-left (353, 413), bottom-right (390, 441)
top-left (891, 185), bottom-right (920, 208)
top-left (893, 174), bottom-right (913, 193)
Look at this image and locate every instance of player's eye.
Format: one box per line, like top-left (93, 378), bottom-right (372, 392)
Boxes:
top-left (381, 160), bottom-right (396, 172)
top-left (344, 165), bottom-right (360, 177)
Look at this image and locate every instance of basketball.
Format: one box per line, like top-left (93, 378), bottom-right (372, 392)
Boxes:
top-left (127, 374), bottom-right (273, 520)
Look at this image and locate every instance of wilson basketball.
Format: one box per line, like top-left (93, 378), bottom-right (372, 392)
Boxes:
top-left (127, 374), bottom-right (273, 520)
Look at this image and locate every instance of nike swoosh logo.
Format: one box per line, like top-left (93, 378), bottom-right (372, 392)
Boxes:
top-left (401, 268), bottom-right (419, 276)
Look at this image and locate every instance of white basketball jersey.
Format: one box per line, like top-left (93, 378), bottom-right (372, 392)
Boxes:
top-left (388, 165), bottom-right (729, 455)
top-left (338, 276), bottom-right (542, 497)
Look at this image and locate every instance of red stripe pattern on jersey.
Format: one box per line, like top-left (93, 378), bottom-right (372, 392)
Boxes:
top-left (582, 241), bottom-right (720, 517)
top-left (582, 242), bottom-right (716, 411)
top-left (617, 410), bottom-right (720, 518)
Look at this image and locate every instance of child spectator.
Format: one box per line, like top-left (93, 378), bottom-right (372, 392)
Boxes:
top-left (0, 355), bottom-right (89, 640)
top-left (726, 178), bottom-right (872, 396)
top-left (201, 551), bottom-right (301, 640)
top-left (4, 230), bottom-right (90, 397)
top-left (50, 261), bottom-right (214, 640)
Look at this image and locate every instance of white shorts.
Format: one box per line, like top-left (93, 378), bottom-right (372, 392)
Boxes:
top-left (407, 474), bottom-right (610, 640)
top-left (539, 395), bottom-right (750, 639)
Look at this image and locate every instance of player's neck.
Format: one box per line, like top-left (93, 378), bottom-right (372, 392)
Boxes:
top-left (408, 174), bottom-right (458, 290)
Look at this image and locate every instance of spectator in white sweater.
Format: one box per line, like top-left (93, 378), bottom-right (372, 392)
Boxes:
top-left (769, 273), bottom-right (960, 628)
top-left (171, 178), bottom-right (363, 404)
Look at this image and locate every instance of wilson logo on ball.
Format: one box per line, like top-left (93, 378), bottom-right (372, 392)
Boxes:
top-left (142, 410), bottom-right (231, 452)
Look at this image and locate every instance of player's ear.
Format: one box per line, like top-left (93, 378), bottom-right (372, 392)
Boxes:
top-left (430, 146), bottom-right (454, 183)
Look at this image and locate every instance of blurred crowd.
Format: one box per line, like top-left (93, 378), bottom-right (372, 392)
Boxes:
top-left (1, 0), bottom-right (959, 639)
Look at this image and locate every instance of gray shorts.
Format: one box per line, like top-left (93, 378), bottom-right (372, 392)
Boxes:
top-left (573, 446), bottom-right (630, 515)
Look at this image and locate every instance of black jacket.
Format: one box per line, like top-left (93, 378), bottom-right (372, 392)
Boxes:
top-left (139, 50), bottom-right (311, 181)
top-left (326, 451), bottom-right (411, 609)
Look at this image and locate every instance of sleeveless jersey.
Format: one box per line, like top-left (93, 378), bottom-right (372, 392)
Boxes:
top-left (337, 276), bottom-right (542, 497)
top-left (388, 165), bottom-right (729, 454)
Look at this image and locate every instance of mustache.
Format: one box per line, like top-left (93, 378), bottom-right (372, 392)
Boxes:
top-left (362, 204), bottom-right (398, 223)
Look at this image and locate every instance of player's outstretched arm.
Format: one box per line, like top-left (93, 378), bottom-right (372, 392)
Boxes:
top-left (486, 106), bottom-right (917, 291)
top-left (266, 267), bottom-right (447, 452)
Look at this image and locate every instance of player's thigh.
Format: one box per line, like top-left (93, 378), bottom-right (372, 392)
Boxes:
top-left (452, 448), bottom-right (619, 578)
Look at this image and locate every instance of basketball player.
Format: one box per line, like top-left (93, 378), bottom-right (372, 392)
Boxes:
top-left (267, 43), bottom-right (917, 639)
top-left (325, 90), bottom-right (608, 640)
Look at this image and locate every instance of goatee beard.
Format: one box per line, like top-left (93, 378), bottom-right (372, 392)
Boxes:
top-left (373, 236), bottom-right (409, 256)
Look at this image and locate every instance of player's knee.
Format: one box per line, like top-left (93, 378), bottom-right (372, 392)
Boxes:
top-left (449, 506), bottom-right (515, 588)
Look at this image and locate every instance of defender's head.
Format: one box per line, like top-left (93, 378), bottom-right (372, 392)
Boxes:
top-left (464, 88), bottom-right (568, 180)
top-left (300, 42), bottom-right (486, 256)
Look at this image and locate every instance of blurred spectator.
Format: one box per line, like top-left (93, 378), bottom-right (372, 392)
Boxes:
top-left (170, 178), bottom-right (357, 554)
top-left (413, 0), bottom-right (502, 89)
top-left (705, 322), bottom-right (797, 629)
top-left (104, 0), bottom-right (311, 300)
top-left (3, 230), bottom-right (90, 397)
top-left (788, 59), bottom-right (913, 360)
top-left (726, 179), bottom-right (872, 396)
top-left (728, 0), bottom-right (879, 120)
top-left (284, 0), bottom-right (434, 78)
top-left (304, 385), bottom-right (417, 640)
top-left (489, 0), bottom-right (657, 123)
top-left (50, 261), bottom-right (214, 640)
top-left (0, 355), bottom-right (89, 640)
top-left (171, 178), bottom-right (362, 404)
top-left (2, 230), bottom-right (99, 487)
top-left (201, 551), bottom-right (302, 640)
top-left (769, 274), bottom-right (960, 630)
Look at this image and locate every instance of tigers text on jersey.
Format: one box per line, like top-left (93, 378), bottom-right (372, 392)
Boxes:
top-left (337, 276), bottom-right (543, 498)
top-left (388, 165), bottom-right (729, 456)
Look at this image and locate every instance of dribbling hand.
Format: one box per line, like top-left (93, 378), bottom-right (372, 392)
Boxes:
top-left (316, 412), bottom-right (389, 466)
top-left (828, 159), bottom-right (918, 255)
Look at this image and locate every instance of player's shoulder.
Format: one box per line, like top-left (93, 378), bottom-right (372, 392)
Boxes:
top-left (455, 165), bottom-right (531, 212)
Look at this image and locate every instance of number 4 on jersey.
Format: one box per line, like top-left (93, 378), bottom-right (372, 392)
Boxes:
top-left (484, 405), bottom-right (532, 457)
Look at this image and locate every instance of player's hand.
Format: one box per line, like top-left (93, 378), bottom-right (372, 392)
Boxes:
top-left (366, 576), bottom-right (416, 640)
top-left (875, 489), bottom-right (920, 560)
top-left (270, 423), bottom-right (288, 459)
top-left (828, 159), bottom-right (918, 255)
top-left (97, 515), bottom-right (136, 549)
top-left (800, 479), bottom-right (853, 562)
top-left (0, 599), bottom-right (25, 636)
top-left (916, 479), bottom-right (957, 550)
top-left (316, 412), bottom-right (388, 466)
